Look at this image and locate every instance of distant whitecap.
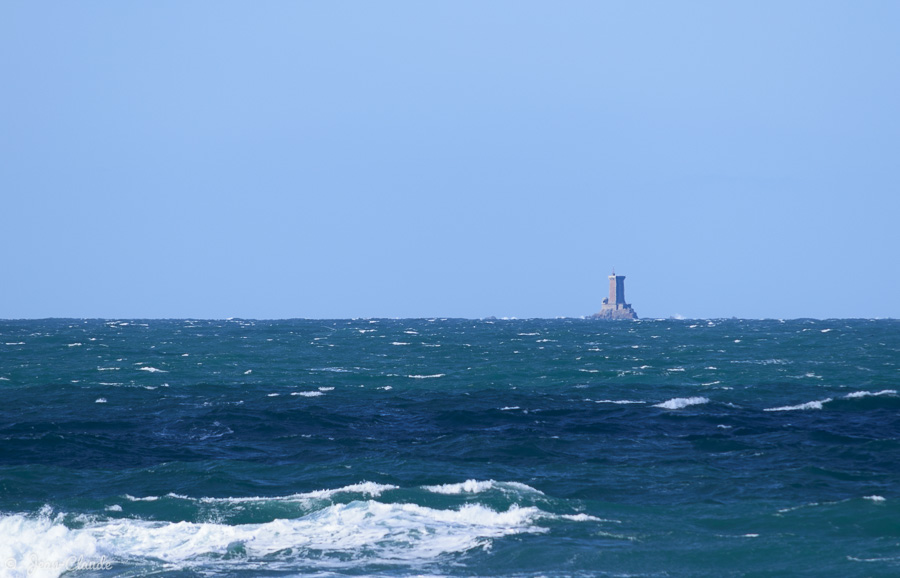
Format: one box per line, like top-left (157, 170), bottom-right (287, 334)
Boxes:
top-left (653, 397), bottom-right (709, 410)
top-left (844, 390), bottom-right (896, 399)
top-left (764, 398), bottom-right (832, 412)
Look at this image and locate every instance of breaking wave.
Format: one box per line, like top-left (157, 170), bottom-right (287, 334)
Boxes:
top-left (0, 480), bottom-right (601, 577)
top-left (422, 480), bottom-right (544, 496)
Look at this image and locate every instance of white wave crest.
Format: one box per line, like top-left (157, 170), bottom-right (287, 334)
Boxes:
top-left (653, 397), bottom-right (709, 410)
top-left (844, 390), bottom-right (897, 399)
top-left (0, 513), bottom-right (99, 578)
top-left (138, 367), bottom-right (167, 373)
top-left (291, 391), bottom-right (323, 397)
top-left (128, 482), bottom-right (401, 505)
top-left (407, 374), bottom-right (445, 379)
top-left (764, 398), bottom-right (832, 412)
top-left (0, 500), bottom-right (583, 576)
top-left (422, 480), bottom-right (544, 496)
top-left (300, 482), bottom-right (399, 500)
top-left (594, 399), bottom-right (646, 405)
top-left (560, 513), bottom-right (615, 522)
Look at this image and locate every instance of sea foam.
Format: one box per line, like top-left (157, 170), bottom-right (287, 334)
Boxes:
top-left (0, 513), bottom-right (99, 578)
top-left (0, 499), bottom-right (592, 576)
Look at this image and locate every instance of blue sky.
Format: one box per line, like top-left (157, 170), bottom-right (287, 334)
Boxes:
top-left (2, 1), bottom-right (898, 319)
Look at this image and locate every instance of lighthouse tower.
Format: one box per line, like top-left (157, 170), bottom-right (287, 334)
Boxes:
top-left (608, 273), bottom-right (627, 308)
top-left (593, 269), bottom-right (638, 320)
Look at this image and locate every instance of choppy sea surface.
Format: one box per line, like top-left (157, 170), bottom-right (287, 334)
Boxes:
top-left (1, 318), bottom-right (898, 577)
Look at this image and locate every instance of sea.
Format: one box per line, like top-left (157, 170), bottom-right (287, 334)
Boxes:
top-left (1, 318), bottom-right (898, 577)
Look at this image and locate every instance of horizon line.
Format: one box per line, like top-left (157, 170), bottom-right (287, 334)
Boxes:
top-left (0, 316), bottom-right (895, 322)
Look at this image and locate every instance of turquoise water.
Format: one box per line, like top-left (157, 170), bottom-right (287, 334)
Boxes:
top-left (1, 318), bottom-right (898, 576)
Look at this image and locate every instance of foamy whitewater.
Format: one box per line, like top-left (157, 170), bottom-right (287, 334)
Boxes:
top-left (1, 318), bottom-right (898, 576)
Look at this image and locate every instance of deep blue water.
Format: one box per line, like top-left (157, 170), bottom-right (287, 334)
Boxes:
top-left (1, 318), bottom-right (898, 577)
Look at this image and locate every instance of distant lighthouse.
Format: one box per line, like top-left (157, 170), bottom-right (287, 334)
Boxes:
top-left (592, 270), bottom-right (638, 320)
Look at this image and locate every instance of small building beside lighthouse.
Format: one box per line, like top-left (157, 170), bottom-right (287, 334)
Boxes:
top-left (593, 271), bottom-right (638, 320)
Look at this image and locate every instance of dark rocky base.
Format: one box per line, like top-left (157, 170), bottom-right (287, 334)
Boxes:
top-left (591, 307), bottom-right (639, 320)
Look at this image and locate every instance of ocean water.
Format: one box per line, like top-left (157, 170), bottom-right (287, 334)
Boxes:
top-left (1, 318), bottom-right (898, 577)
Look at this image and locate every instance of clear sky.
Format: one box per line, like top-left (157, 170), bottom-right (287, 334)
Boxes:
top-left (2, 1), bottom-right (898, 319)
